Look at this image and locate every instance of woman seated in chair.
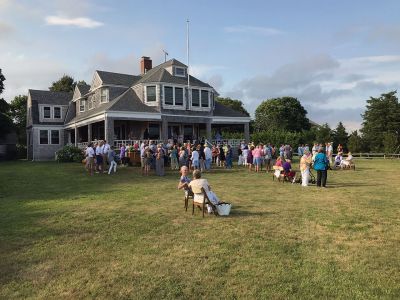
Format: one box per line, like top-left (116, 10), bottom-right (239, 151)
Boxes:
top-left (334, 152), bottom-right (343, 168)
top-left (273, 156), bottom-right (284, 178)
top-left (282, 159), bottom-right (296, 183)
top-left (188, 169), bottom-right (221, 213)
top-left (340, 152), bottom-right (353, 168)
top-left (178, 166), bottom-right (192, 196)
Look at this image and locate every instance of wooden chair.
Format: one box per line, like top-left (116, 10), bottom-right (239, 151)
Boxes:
top-left (184, 189), bottom-right (194, 212)
top-left (192, 187), bottom-right (218, 218)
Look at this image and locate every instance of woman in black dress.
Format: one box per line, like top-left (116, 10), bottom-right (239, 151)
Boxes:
top-left (218, 144), bottom-right (225, 167)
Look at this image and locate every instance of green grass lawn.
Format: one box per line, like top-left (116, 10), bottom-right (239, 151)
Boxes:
top-left (0, 159), bottom-right (399, 299)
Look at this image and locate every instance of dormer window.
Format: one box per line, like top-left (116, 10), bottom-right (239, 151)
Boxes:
top-left (101, 88), bottom-right (109, 103)
top-left (54, 107), bottom-right (61, 119)
top-left (79, 99), bottom-right (86, 112)
top-left (43, 107), bottom-right (51, 118)
top-left (174, 67), bottom-right (186, 77)
top-left (146, 86), bottom-right (157, 102)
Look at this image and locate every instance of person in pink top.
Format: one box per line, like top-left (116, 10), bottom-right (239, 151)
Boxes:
top-left (252, 144), bottom-right (264, 173)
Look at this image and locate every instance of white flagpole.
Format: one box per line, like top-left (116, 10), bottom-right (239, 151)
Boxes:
top-left (187, 19), bottom-right (190, 93)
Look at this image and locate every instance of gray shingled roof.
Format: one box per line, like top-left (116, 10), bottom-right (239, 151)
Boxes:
top-left (96, 70), bottom-right (141, 87)
top-left (108, 88), bottom-right (159, 113)
top-left (135, 58), bottom-right (210, 88)
top-left (76, 83), bottom-right (90, 96)
top-left (29, 89), bottom-right (72, 105)
top-left (29, 89), bottom-right (72, 125)
top-left (213, 102), bottom-right (250, 118)
top-left (64, 100), bottom-right (76, 124)
top-left (66, 88), bottom-right (159, 124)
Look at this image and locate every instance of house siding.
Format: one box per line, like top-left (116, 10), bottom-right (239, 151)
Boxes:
top-left (32, 127), bottom-right (65, 160)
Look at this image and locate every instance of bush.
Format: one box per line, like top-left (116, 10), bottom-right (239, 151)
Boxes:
top-left (56, 145), bottom-right (85, 162)
top-left (16, 144), bottom-right (26, 159)
top-left (251, 129), bottom-right (303, 147)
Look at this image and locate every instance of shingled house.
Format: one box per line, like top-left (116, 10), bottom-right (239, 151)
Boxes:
top-left (27, 57), bottom-right (251, 160)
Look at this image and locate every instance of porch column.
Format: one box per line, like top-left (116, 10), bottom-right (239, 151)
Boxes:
top-left (161, 117), bottom-right (168, 141)
top-left (88, 123), bottom-right (92, 143)
top-left (105, 117), bottom-right (114, 145)
top-left (206, 121), bottom-right (212, 141)
top-left (244, 122), bottom-right (250, 143)
top-left (74, 126), bottom-right (78, 146)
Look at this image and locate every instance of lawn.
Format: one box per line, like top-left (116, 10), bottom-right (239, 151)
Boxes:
top-left (0, 159), bottom-right (399, 299)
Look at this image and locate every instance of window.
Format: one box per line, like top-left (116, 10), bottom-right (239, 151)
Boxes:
top-left (201, 90), bottom-right (209, 107)
top-left (192, 89), bottom-right (200, 107)
top-left (43, 107), bottom-right (51, 118)
top-left (40, 130), bottom-right (48, 144)
top-left (101, 88), bottom-right (109, 103)
top-left (79, 100), bottom-right (86, 112)
top-left (146, 86), bottom-right (156, 102)
top-left (175, 67), bottom-right (186, 77)
top-left (88, 97), bottom-right (93, 110)
top-left (54, 107), bottom-right (61, 119)
top-left (164, 86), bottom-right (173, 105)
top-left (175, 87), bottom-right (183, 105)
top-left (51, 130), bottom-right (59, 144)
top-left (148, 124), bottom-right (160, 139)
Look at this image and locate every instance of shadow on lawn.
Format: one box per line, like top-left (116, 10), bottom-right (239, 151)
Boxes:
top-left (327, 182), bottom-right (383, 188)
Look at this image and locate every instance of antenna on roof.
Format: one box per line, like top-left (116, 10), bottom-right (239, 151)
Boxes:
top-left (162, 49), bottom-right (169, 62)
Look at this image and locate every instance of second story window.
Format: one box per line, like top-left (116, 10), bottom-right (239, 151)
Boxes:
top-left (54, 107), bottom-right (61, 119)
top-left (175, 87), bottom-right (183, 106)
top-left (79, 100), bottom-right (86, 112)
top-left (201, 90), bottom-right (209, 107)
top-left (43, 107), bottom-right (51, 118)
top-left (101, 88), bottom-right (109, 103)
top-left (192, 89), bottom-right (200, 107)
top-left (164, 86), bottom-right (173, 105)
top-left (146, 86), bottom-right (156, 102)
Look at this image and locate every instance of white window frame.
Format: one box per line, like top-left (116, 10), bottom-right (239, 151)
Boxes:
top-left (190, 88), bottom-right (211, 111)
top-left (162, 85), bottom-right (186, 109)
top-left (43, 106), bottom-right (51, 119)
top-left (174, 67), bottom-right (186, 77)
top-left (201, 90), bottom-right (209, 108)
top-left (146, 85), bottom-right (157, 102)
top-left (38, 129), bottom-right (61, 145)
top-left (100, 88), bottom-right (109, 103)
top-left (191, 88), bottom-right (200, 107)
top-left (53, 106), bottom-right (62, 119)
top-left (79, 99), bottom-right (86, 112)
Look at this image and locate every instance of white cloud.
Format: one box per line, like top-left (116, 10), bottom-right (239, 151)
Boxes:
top-left (224, 25), bottom-right (283, 36)
top-left (220, 54), bottom-right (400, 129)
top-left (45, 15), bottom-right (103, 28)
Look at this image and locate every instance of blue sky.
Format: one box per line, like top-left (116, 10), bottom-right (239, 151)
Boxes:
top-left (2, 0), bottom-right (400, 130)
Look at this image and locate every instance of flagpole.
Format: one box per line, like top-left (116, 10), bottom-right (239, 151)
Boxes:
top-left (187, 19), bottom-right (190, 94)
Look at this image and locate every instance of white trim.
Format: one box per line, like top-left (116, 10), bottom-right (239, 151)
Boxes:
top-left (212, 116), bottom-right (251, 123)
top-left (79, 99), bottom-right (86, 112)
top-left (106, 111), bottom-right (162, 120)
top-left (100, 88), bottom-right (109, 103)
top-left (64, 113), bottom-right (105, 128)
top-left (145, 85), bottom-right (157, 103)
top-left (162, 85), bottom-right (185, 109)
top-left (32, 124), bottom-right (64, 128)
top-left (53, 106), bottom-right (62, 119)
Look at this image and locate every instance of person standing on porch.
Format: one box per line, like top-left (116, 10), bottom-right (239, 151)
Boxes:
top-left (156, 144), bottom-right (165, 176)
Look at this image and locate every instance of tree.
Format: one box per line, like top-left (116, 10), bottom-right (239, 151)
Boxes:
top-left (333, 122), bottom-right (349, 149)
top-left (361, 91), bottom-right (400, 152)
top-left (0, 112), bottom-right (14, 139)
top-left (9, 95), bottom-right (27, 145)
top-left (255, 97), bottom-right (310, 132)
top-left (216, 97), bottom-right (250, 116)
top-left (0, 68), bottom-right (5, 96)
top-left (49, 75), bottom-right (76, 92)
top-left (315, 123), bottom-right (333, 143)
top-left (0, 69), bottom-right (8, 114)
top-left (382, 132), bottom-right (398, 154)
top-left (348, 130), bottom-right (363, 153)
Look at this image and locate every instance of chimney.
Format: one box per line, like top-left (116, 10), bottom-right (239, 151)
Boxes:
top-left (140, 56), bottom-right (152, 74)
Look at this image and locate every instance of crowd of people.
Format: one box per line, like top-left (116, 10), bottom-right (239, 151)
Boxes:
top-left (83, 139), bottom-right (353, 189)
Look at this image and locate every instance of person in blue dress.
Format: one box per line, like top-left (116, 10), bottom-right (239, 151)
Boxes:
top-left (313, 147), bottom-right (329, 187)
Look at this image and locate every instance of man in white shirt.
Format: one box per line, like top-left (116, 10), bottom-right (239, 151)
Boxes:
top-left (95, 141), bottom-right (103, 173)
top-left (204, 144), bottom-right (212, 170)
top-left (188, 170), bottom-right (221, 213)
top-left (85, 143), bottom-right (95, 175)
